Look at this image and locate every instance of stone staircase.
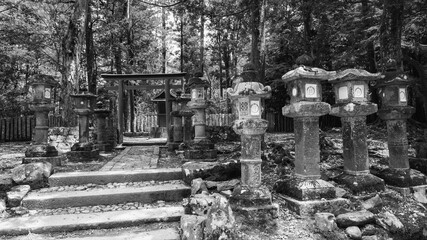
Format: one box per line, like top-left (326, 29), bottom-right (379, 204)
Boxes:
top-left (0, 168), bottom-right (191, 239)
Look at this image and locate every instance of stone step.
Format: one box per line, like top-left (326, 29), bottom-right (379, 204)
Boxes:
top-left (22, 184), bottom-right (191, 209)
top-left (0, 206), bottom-right (184, 236)
top-left (49, 168), bottom-right (182, 187)
top-left (61, 228), bottom-right (180, 240)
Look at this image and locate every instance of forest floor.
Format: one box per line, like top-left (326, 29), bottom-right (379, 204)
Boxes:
top-left (1, 120), bottom-right (427, 239)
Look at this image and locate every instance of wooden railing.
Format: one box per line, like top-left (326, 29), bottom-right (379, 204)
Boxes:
top-left (0, 114), bottom-right (64, 142)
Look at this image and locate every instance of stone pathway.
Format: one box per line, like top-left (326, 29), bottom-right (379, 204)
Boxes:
top-left (100, 146), bottom-right (159, 171)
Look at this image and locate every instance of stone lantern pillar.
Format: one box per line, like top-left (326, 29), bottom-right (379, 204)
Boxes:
top-left (94, 101), bottom-right (112, 152)
top-left (274, 62), bottom-right (346, 214)
top-left (23, 74), bottom-right (64, 166)
top-left (169, 90), bottom-right (192, 151)
top-left (227, 64), bottom-right (278, 224)
top-left (184, 73), bottom-right (217, 161)
top-left (329, 69), bottom-right (385, 194)
top-left (66, 92), bottom-right (99, 162)
top-left (373, 62), bottom-right (426, 190)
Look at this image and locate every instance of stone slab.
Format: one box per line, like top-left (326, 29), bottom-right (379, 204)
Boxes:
top-left (182, 161), bottom-right (241, 185)
top-left (49, 168), bottom-right (183, 187)
top-left (122, 137), bottom-right (167, 146)
top-left (22, 155), bottom-right (65, 167)
top-left (333, 173), bottom-right (385, 195)
top-left (100, 146), bottom-right (159, 171)
top-left (274, 178), bottom-right (336, 201)
top-left (280, 195), bottom-right (350, 216)
top-left (233, 203), bottom-right (279, 229)
top-left (0, 206), bottom-right (184, 236)
top-left (61, 228), bottom-right (180, 240)
top-left (22, 184), bottom-right (191, 209)
top-left (371, 167), bottom-right (426, 187)
top-left (66, 150), bottom-right (99, 162)
top-left (6, 185), bottom-right (31, 207)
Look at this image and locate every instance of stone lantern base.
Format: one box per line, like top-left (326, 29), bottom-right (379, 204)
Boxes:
top-left (229, 185), bottom-right (279, 228)
top-left (183, 139), bottom-right (217, 162)
top-left (66, 142), bottom-right (99, 162)
top-left (333, 171), bottom-right (385, 194)
top-left (23, 144), bottom-right (64, 167)
top-left (370, 166), bottom-right (426, 195)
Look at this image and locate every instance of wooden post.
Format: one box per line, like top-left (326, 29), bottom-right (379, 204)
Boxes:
top-left (165, 79), bottom-right (171, 143)
top-left (118, 80), bottom-right (124, 143)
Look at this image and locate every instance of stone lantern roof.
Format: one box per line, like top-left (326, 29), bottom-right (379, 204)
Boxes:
top-left (227, 64), bottom-right (271, 99)
top-left (376, 74), bottom-right (411, 88)
top-left (29, 74), bottom-right (59, 87)
top-left (328, 69), bottom-right (383, 83)
top-left (282, 66), bottom-right (335, 83)
top-left (186, 72), bottom-right (210, 89)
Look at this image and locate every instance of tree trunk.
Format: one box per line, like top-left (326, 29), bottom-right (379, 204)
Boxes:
top-left (361, 0), bottom-right (377, 73)
top-left (200, 0), bottom-right (205, 74)
top-left (85, 0), bottom-right (96, 94)
top-left (162, 7), bottom-right (167, 73)
top-left (379, 0), bottom-right (404, 71)
top-left (249, 0), bottom-right (262, 82)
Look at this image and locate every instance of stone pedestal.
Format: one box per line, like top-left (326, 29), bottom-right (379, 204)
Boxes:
top-left (94, 108), bottom-right (113, 152)
top-left (184, 100), bottom-right (217, 161)
top-left (330, 103), bottom-right (385, 194)
top-left (373, 106), bottom-right (426, 188)
top-left (229, 119), bottom-right (279, 226)
top-left (24, 104), bottom-right (64, 167)
top-left (274, 102), bottom-right (348, 215)
top-left (67, 94), bottom-right (99, 162)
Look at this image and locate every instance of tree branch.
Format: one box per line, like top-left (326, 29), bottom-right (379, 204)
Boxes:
top-left (139, 0), bottom-right (187, 8)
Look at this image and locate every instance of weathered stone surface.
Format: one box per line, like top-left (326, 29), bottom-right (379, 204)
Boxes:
top-left (361, 224), bottom-right (378, 236)
top-left (233, 203), bottom-right (279, 230)
top-left (0, 174), bottom-right (13, 193)
top-left (217, 179), bottom-right (240, 192)
top-left (6, 185), bottom-right (31, 207)
top-left (48, 127), bottom-right (79, 153)
top-left (204, 193), bottom-right (236, 240)
top-left (66, 149), bottom-right (99, 162)
top-left (23, 155), bottom-right (64, 167)
top-left (335, 187), bottom-right (348, 198)
top-left (274, 178), bottom-right (336, 201)
top-left (188, 193), bottom-right (216, 216)
top-left (11, 162), bottom-right (53, 189)
top-left (413, 187), bottom-right (427, 204)
top-left (191, 178), bottom-right (208, 195)
top-left (336, 210), bottom-right (375, 227)
top-left (25, 144), bottom-right (58, 158)
top-left (314, 212), bottom-right (337, 232)
top-left (182, 161), bottom-right (240, 185)
top-left (375, 211), bottom-right (404, 233)
top-left (346, 226), bottom-right (362, 240)
top-left (415, 142), bottom-right (427, 159)
top-left (281, 195), bottom-right (349, 216)
top-left (180, 214), bottom-right (206, 240)
top-left (184, 149), bottom-right (217, 161)
top-left (361, 194), bottom-right (383, 212)
top-left (361, 236), bottom-right (379, 240)
top-left (333, 173), bottom-right (385, 195)
top-left (229, 185), bottom-right (272, 207)
top-left (0, 198), bottom-right (8, 218)
top-left (371, 167), bottom-right (426, 187)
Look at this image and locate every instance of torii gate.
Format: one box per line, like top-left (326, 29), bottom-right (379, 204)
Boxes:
top-left (101, 73), bottom-right (187, 144)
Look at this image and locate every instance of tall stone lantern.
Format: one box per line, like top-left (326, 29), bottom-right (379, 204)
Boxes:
top-left (66, 91), bottom-right (99, 162)
top-left (373, 62), bottom-right (426, 190)
top-left (329, 69), bottom-right (385, 194)
top-left (274, 64), bottom-right (343, 215)
top-left (169, 90), bottom-right (192, 151)
top-left (227, 64), bottom-right (278, 224)
top-left (23, 75), bottom-right (63, 166)
top-left (184, 73), bottom-right (217, 161)
top-left (94, 101), bottom-right (113, 152)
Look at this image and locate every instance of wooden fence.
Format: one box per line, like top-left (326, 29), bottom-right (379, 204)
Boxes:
top-left (0, 115), bottom-right (64, 142)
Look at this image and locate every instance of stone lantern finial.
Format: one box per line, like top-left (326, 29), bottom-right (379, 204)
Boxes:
top-left (295, 54), bottom-right (313, 66)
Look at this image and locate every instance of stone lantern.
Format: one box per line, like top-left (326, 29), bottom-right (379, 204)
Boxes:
top-left (373, 62), bottom-right (426, 190)
top-left (274, 61), bottom-right (347, 215)
top-left (227, 64), bottom-right (278, 224)
top-left (67, 91), bottom-right (99, 162)
top-left (94, 101), bottom-right (113, 152)
top-left (184, 73), bottom-right (217, 161)
top-left (23, 74), bottom-right (64, 166)
top-left (329, 69), bottom-right (385, 194)
top-left (168, 89), bottom-right (191, 151)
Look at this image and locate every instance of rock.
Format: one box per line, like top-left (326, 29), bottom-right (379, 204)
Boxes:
top-left (11, 206), bottom-right (29, 216)
top-left (346, 226), bottom-right (362, 239)
top-left (361, 194), bottom-right (383, 211)
top-left (375, 211), bottom-right (404, 233)
top-left (11, 162), bottom-right (53, 189)
top-left (182, 161), bottom-right (240, 185)
top-left (180, 214), bottom-right (206, 240)
top-left (0, 174), bottom-right (13, 194)
top-left (191, 178), bottom-right (208, 195)
top-left (217, 179), bottom-right (240, 192)
top-left (336, 210), bottom-right (375, 227)
top-left (361, 224), bottom-right (378, 236)
top-left (204, 193), bottom-right (236, 240)
top-left (188, 193), bottom-right (216, 216)
top-left (220, 190), bottom-right (232, 198)
top-left (205, 181), bottom-right (218, 189)
top-left (0, 198), bottom-right (8, 218)
top-left (314, 212), bottom-right (337, 232)
top-left (413, 188), bottom-right (427, 204)
top-left (336, 187), bottom-right (348, 198)
top-left (6, 185), bottom-right (31, 207)
top-left (362, 236), bottom-right (379, 240)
